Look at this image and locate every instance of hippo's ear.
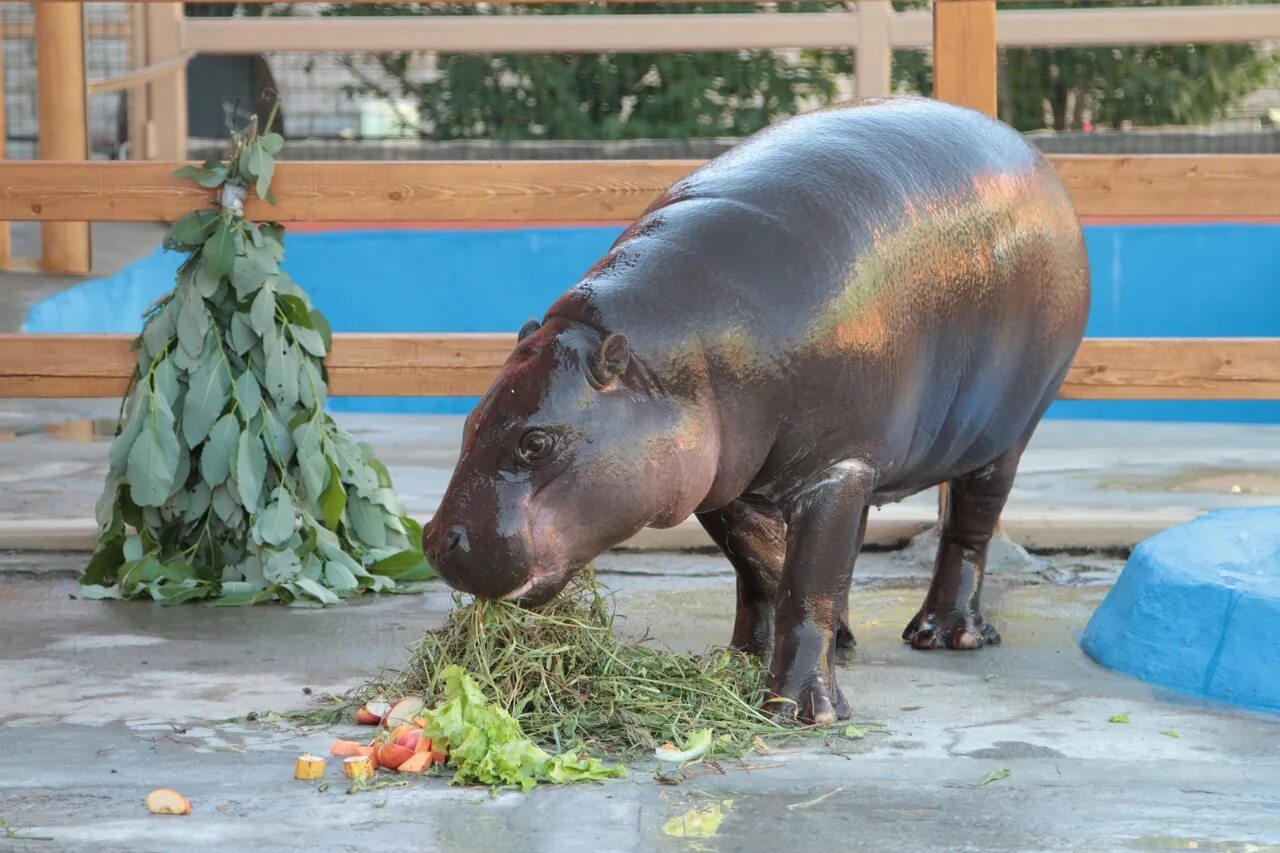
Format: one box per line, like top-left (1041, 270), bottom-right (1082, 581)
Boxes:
top-left (588, 332), bottom-right (630, 388)
top-left (517, 318), bottom-right (541, 342)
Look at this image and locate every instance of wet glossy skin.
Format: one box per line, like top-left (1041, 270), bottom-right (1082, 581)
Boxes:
top-left (424, 96), bottom-right (1090, 723)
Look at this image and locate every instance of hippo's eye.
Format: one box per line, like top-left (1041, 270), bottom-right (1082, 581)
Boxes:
top-left (516, 429), bottom-right (556, 467)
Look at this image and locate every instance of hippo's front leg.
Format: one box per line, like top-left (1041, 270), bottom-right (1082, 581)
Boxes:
top-left (768, 462), bottom-right (872, 725)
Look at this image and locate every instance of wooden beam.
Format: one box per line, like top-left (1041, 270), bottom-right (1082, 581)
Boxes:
top-left (182, 13), bottom-right (860, 54)
top-left (3, 156), bottom-right (1279, 223)
top-left (2, 335), bottom-right (1278, 400)
top-left (35, 2), bottom-right (91, 274)
top-left (145, 3), bottom-right (186, 161)
top-left (932, 0), bottom-right (997, 117)
top-left (0, 18), bottom-right (9, 269)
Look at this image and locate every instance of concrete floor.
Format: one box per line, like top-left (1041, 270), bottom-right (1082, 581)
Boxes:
top-left (2, 551), bottom-right (1279, 852)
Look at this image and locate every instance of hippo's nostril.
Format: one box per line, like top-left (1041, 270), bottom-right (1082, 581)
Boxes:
top-left (445, 525), bottom-right (468, 554)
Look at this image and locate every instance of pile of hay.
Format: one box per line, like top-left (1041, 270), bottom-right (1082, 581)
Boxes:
top-left (361, 575), bottom-right (806, 757)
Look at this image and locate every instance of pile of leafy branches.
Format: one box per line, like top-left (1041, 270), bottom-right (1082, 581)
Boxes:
top-left (83, 109), bottom-right (429, 605)
top-left (363, 575), bottom-right (820, 758)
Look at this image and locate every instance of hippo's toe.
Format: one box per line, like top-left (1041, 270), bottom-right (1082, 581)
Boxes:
top-left (903, 609), bottom-right (1001, 650)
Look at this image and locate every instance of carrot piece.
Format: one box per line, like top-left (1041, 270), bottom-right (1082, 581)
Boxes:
top-left (376, 743), bottom-right (415, 771)
top-left (330, 739), bottom-right (364, 757)
top-left (397, 752), bottom-right (431, 774)
top-left (413, 736), bottom-right (432, 755)
top-left (430, 750), bottom-right (447, 768)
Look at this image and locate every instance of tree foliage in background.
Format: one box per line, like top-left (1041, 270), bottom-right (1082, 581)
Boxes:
top-left (317, 0), bottom-right (1276, 139)
top-left (84, 111), bottom-right (430, 606)
top-left (324, 2), bottom-right (851, 140)
top-left (894, 0), bottom-right (1279, 132)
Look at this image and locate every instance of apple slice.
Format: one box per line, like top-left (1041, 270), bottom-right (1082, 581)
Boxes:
top-left (430, 750), bottom-right (447, 768)
top-left (382, 696), bottom-right (425, 731)
top-left (146, 788), bottom-right (191, 815)
top-left (395, 729), bottom-right (421, 752)
top-left (375, 742), bottom-right (415, 772)
top-left (330, 739), bottom-right (364, 757)
top-left (397, 752), bottom-right (431, 774)
top-left (356, 700), bottom-right (391, 726)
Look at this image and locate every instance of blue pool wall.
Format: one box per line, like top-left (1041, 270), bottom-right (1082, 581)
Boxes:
top-left (22, 222), bottom-right (1280, 423)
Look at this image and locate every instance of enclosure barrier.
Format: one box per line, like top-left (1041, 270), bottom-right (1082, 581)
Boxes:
top-left (0, 0), bottom-right (1277, 411)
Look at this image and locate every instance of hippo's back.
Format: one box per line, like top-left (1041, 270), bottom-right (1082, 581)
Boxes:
top-left (553, 97), bottom-right (1090, 499)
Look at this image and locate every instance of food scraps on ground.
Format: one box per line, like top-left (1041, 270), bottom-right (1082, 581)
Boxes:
top-left (356, 701), bottom-right (391, 726)
top-left (145, 788), bottom-right (191, 815)
top-left (357, 575), bottom-right (821, 758)
top-left (294, 754), bottom-right (326, 780)
top-left (343, 755), bottom-right (375, 780)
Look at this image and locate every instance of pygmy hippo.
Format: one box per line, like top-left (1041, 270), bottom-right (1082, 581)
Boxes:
top-left (423, 96), bottom-right (1090, 723)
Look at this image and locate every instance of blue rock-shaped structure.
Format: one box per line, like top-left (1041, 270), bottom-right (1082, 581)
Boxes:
top-left (1081, 507), bottom-right (1280, 714)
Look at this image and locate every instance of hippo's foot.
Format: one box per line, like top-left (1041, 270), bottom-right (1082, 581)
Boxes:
top-left (835, 618), bottom-right (856, 650)
top-left (765, 670), bottom-right (850, 726)
top-left (903, 608), bottom-right (1001, 650)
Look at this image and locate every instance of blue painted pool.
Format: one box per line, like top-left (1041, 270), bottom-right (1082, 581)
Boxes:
top-left (23, 223), bottom-right (1280, 423)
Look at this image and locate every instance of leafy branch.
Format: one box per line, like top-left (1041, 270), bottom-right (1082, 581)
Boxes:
top-left (83, 108), bottom-right (431, 606)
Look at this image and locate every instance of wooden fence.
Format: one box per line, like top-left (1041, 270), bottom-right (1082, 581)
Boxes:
top-left (0, 0), bottom-right (1278, 410)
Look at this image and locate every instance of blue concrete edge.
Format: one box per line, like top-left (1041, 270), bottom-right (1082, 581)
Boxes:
top-left (1080, 506), bottom-right (1280, 715)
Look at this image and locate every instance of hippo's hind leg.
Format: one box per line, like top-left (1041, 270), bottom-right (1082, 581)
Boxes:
top-left (903, 446), bottom-right (1022, 651)
top-left (698, 500), bottom-right (856, 660)
top-left (768, 462), bottom-right (873, 725)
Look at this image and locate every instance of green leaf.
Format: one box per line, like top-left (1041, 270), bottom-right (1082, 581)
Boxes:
top-left (176, 291), bottom-right (210, 360)
top-left (153, 579), bottom-right (213, 605)
top-left (152, 358), bottom-right (180, 405)
top-left (256, 153), bottom-right (275, 200)
top-left (200, 413), bottom-right (239, 487)
top-left (346, 495), bottom-right (386, 548)
top-left (320, 460), bottom-right (346, 529)
top-left (278, 294), bottom-right (311, 327)
top-left (256, 487), bottom-right (297, 547)
top-left (264, 549), bottom-right (302, 583)
top-left (323, 560), bottom-right (360, 592)
top-left (207, 585), bottom-right (274, 607)
top-left (249, 286), bottom-right (275, 336)
top-left (108, 388), bottom-right (149, 476)
top-left (80, 584), bottom-right (124, 600)
top-left (260, 132), bottom-right (285, 155)
top-left (234, 371), bottom-right (262, 421)
top-left (291, 325), bottom-right (326, 358)
top-left (1108, 713), bottom-right (1131, 724)
top-left (299, 444), bottom-right (328, 501)
top-left (127, 403), bottom-right (180, 507)
top-left (82, 537), bottom-right (125, 587)
top-left (229, 313), bottom-right (258, 355)
top-left (185, 480), bottom-right (212, 522)
top-left (211, 484), bottom-right (238, 523)
top-left (204, 215), bottom-right (238, 280)
top-left (309, 309), bottom-right (332, 351)
top-left (173, 164), bottom-right (215, 182)
top-left (265, 339), bottom-right (299, 411)
top-left (182, 358), bottom-right (230, 446)
top-left (120, 555), bottom-right (163, 594)
top-left (370, 549), bottom-right (429, 581)
top-left (230, 255), bottom-right (271, 297)
top-left (291, 577), bottom-right (340, 606)
top-left (193, 262), bottom-right (222, 299)
top-left (164, 209), bottom-right (219, 250)
top-left (262, 406), bottom-right (295, 465)
top-left (123, 534), bottom-right (143, 562)
top-left (140, 297), bottom-right (177, 361)
top-left (235, 431), bottom-right (267, 513)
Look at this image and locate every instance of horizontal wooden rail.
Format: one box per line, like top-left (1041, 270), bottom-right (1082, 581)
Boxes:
top-left (178, 6), bottom-right (1280, 55)
top-left (1, 335), bottom-right (1277, 400)
top-left (4, 156), bottom-right (1280, 223)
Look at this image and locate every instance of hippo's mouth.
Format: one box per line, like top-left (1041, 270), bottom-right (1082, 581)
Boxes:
top-left (501, 566), bottom-right (578, 608)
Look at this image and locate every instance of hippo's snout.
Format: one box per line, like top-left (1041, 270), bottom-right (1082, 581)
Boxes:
top-left (422, 519), bottom-right (532, 601)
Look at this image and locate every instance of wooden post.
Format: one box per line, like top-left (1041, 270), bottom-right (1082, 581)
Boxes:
top-left (932, 0), bottom-right (997, 524)
top-left (0, 16), bottom-right (10, 268)
top-left (127, 3), bottom-right (149, 160)
top-left (35, 1), bottom-right (91, 274)
top-left (145, 3), bottom-right (186, 161)
top-left (932, 0), bottom-right (998, 116)
top-left (855, 0), bottom-right (893, 98)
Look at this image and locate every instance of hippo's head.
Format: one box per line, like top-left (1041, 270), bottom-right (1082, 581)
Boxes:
top-left (422, 317), bottom-right (715, 606)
